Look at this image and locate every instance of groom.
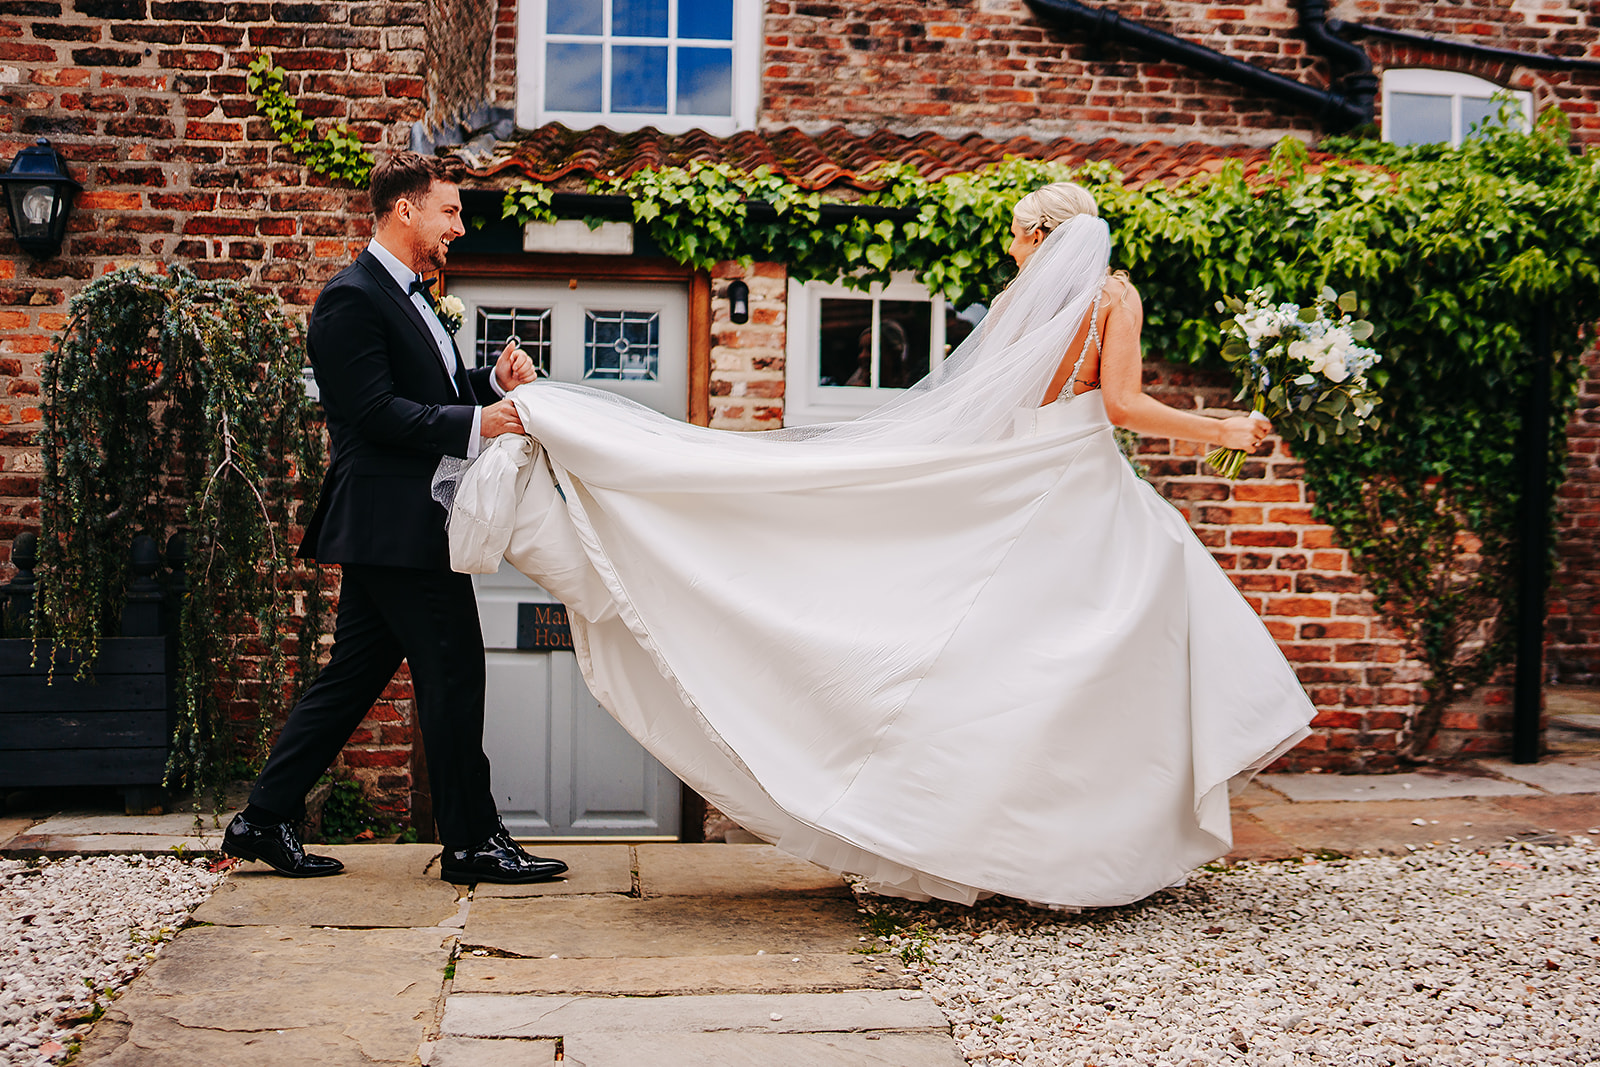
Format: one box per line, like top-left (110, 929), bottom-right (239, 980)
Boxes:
top-left (223, 152), bottom-right (567, 885)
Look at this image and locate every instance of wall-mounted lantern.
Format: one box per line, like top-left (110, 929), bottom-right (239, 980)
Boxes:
top-left (727, 278), bottom-right (750, 324)
top-left (1, 139), bottom-right (81, 258)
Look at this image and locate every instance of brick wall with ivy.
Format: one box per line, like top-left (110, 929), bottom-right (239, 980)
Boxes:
top-left (761, 0), bottom-right (1600, 148)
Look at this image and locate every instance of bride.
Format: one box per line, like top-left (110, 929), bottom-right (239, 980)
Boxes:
top-left (440, 182), bottom-right (1314, 908)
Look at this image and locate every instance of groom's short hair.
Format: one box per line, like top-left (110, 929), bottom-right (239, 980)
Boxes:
top-left (370, 153), bottom-right (460, 220)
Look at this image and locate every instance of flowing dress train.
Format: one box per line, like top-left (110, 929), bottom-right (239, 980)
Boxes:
top-left (446, 380), bottom-right (1313, 909)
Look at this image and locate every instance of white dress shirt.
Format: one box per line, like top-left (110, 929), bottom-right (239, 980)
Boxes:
top-left (368, 238), bottom-right (504, 458)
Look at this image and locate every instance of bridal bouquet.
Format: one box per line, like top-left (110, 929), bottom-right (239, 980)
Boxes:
top-left (1207, 287), bottom-right (1383, 478)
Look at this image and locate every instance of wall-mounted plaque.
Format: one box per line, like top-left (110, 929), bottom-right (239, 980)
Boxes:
top-left (517, 602), bottom-right (574, 652)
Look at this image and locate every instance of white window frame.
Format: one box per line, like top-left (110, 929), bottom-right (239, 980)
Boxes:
top-left (784, 273), bottom-right (956, 426)
top-left (516, 0), bottom-right (761, 135)
top-left (1381, 69), bottom-right (1532, 147)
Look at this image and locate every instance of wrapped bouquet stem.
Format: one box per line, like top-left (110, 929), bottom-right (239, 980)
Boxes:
top-left (1207, 287), bottom-right (1383, 478)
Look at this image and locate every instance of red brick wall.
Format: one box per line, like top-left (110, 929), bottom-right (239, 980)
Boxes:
top-left (1550, 342), bottom-right (1600, 684)
top-left (710, 260), bottom-right (786, 430)
top-left (762, 0), bottom-right (1600, 148)
top-left (0, 0), bottom-right (427, 814)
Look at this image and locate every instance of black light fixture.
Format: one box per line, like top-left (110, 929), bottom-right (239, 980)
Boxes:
top-left (727, 278), bottom-right (750, 324)
top-left (1, 139), bottom-right (81, 258)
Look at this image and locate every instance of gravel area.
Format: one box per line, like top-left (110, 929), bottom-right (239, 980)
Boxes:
top-left (865, 842), bottom-right (1600, 1066)
top-left (0, 855), bottom-right (223, 1067)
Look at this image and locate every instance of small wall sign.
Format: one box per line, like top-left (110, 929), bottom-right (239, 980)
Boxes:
top-left (517, 602), bottom-right (574, 652)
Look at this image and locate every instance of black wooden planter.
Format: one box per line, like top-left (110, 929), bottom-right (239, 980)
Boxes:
top-left (0, 532), bottom-right (180, 807)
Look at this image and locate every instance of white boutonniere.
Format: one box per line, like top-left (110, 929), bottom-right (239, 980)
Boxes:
top-left (436, 294), bottom-right (465, 335)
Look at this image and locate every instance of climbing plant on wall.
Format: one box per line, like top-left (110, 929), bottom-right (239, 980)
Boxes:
top-left (504, 112), bottom-right (1600, 756)
top-left (37, 267), bottom-right (327, 792)
top-left (247, 53), bottom-right (374, 187)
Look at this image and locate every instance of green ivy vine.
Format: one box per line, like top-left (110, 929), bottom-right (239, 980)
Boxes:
top-left (247, 53), bottom-right (374, 187)
top-left (37, 267), bottom-right (328, 793)
top-left (503, 112), bottom-right (1600, 757)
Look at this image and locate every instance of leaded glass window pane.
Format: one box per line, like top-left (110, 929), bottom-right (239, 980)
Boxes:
top-left (612, 45), bottom-right (668, 113)
top-left (585, 309), bottom-right (660, 380)
top-left (546, 42), bottom-right (604, 111)
top-left (475, 306), bottom-right (552, 377)
top-left (677, 47), bottom-right (732, 116)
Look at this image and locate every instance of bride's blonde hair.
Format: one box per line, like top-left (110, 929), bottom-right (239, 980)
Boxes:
top-left (1012, 182), bottom-right (1099, 235)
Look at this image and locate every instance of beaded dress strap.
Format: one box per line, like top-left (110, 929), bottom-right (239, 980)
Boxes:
top-left (1055, 289), bottom-right (1105, 404)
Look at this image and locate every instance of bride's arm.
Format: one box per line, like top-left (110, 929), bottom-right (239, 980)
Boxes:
top-left (1100, 283), bottom-right (1267, 451)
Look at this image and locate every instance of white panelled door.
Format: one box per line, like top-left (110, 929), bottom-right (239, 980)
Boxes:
top-left (448, 277), bottom-right (688, 839)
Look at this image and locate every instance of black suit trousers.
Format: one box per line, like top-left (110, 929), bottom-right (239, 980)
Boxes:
top-left (249, 563), bottom-right (499, 846)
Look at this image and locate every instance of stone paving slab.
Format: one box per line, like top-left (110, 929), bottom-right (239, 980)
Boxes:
top-left (1477, 757), bottom-right (1600, 794)
top-left (76, 924), bottom-right (453, 1066)
top-left (560, 1030), bottom-right (970, 1066)
top-left (423, 1035), bottom-right (557, 1066)
top-left (474, 845), bottom-right (632, 897)
top-left (27, 810), bottom-right (237, 837)
top-left (1263, 770), bottom-right (1538, 802)
top-left (1240, 798), bottom-right (1542, 855)
top-left (452, 952), bottom-right (915, 995)
top-left (442, 990), bottom-right (947, 1039)
top-left (464, 894), bottom-right (867, 959)
top-left (0, 815), bottom-right (35, 849)
top-left (1486, 794), bottom-right (1600, 834)
top-left (3, 832), bottom-right (216, 856)
top-left (1224, 811), bottom-right (1299, 861)
top-left (1551, 712), bottom-right (1600, 735)
top-left (195, 844), bottom-right (462, 929)
top-left (636, 843), bottom-right (849, 897)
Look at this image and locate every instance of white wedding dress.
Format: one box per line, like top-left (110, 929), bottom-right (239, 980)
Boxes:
top-left (441, 217), bottom-right (1314, 908)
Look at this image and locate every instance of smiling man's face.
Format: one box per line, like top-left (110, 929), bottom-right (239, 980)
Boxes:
top-left (399, 179), bottom-right (464, 274)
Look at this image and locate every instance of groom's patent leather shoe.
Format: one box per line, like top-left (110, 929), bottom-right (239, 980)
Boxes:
top-left (222, 813), bottom-right (345, 877)
top-left (440, 828), bottom-right (568, 885)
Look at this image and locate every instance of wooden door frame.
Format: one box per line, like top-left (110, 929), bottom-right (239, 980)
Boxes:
top-left (443, 253), bottom-right (712, 427)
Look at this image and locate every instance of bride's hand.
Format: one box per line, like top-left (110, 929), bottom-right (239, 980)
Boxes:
top-left (1215, 415), bottom-right (1270, 451)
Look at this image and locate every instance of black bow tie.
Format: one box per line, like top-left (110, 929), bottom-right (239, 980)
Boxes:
top-left (408, 276), bottom-right (435, 297)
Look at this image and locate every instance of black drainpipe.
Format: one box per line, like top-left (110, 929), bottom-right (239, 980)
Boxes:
top-left (1024, 0), bottom-right (1375, 131)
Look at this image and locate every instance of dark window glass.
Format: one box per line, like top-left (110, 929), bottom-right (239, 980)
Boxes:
top-left (818, 299), bottom-right (874, 387)
top-left (677, 47), bottom-right (732, 115)
top-left (547, 0), bottom-right (602, 35)
top-left (612, 45), bottom-right (668, 113)
top-left (945, 302), bottom-right (986, 358)
top-left (878, 300), bottom-right (930, 388)
top-left (679, 0), bottom-right (733, 39)
top-left (545, 42), bottom-right (604, 111)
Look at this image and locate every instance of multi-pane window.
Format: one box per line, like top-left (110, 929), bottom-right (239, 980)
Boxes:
top-left (475, 306), bottom-right (553, 377)
top-left (786, 274), bottom-right (986, 425)
top-left (519, 0), bottom-right (759, 135)
top-left (584, 309), bottom-right (660, 381)
top-left (1383, 69), bottom-right (1532, 147)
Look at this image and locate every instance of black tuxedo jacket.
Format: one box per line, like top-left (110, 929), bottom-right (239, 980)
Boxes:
top-left (298, 250), bottom-right (498, 569)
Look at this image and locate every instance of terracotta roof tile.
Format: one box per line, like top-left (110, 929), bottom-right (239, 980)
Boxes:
top-left (470, 123), bottom-right (1288, 193)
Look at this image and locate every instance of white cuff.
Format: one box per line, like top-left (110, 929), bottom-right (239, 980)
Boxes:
top-left (467, 406), bottom-right (483, 460)
top-left (490, 370), bottom-right (509, 398)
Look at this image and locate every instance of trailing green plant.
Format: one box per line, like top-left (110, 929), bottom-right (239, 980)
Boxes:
top-left (37, 266), bottom-right (327, 793)
top-left (312, 776), bottom-right (407, 843)
top-left (246, 53), bottom-right (374, 187)
top-left (502, 111), bottom-right (1600, 756)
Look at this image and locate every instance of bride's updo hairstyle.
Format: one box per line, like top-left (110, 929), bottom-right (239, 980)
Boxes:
top-left (1011, 181), bottom-right (1099, 237)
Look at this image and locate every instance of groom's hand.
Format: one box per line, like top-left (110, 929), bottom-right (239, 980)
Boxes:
top-left (493, 339), bottom-right (539, 392)
top-left (481, 397), bottom-right (525, 437)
